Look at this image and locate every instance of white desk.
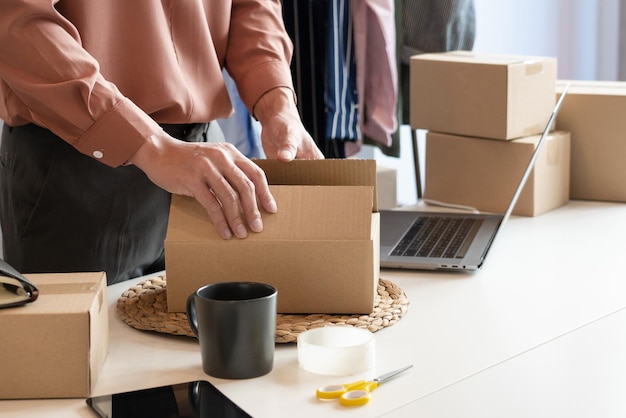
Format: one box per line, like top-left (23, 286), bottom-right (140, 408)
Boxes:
top-left (3, 200), bottom-right (626, 417)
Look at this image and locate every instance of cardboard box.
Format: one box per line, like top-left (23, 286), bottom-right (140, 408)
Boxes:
top-left (411, 51), bottom-right (557, 140)
top-left (165, 159), bottom-right (379, 314)
top-left (556, 80), bottom-right (626, 202)
top-left (0, 272), bottom-right (108, 399)
top-left (424, 131), bottom-right (570, 217)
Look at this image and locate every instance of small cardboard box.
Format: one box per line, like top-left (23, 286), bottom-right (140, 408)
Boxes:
top-left (556, 80), bottom-right (626, 202)
top-left (424, 131), bottom-right (570, 217)
top-left (165, 159), bottom-right (379, 314)
top-left (0, 272), bottom-right (108, 399)
top-left (411, 51), bottom-right (557, 140)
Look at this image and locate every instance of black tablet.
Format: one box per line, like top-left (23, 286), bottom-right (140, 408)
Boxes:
top-left (86, 380), bottom-right (252, 418)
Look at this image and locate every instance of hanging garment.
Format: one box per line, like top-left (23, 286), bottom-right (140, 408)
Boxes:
top-left (216, 70), bottom-right (264, 158)
top-left (281, 1), bottom-right (328, 154)
top-left (282, 0), bottom-right (398, 158)
top-left (324, 0), bottom-right (360, 158)
top-left (348, 0), bottom-right (398, 156)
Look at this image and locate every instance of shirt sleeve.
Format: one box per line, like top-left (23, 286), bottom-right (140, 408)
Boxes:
top-left (0, 1), bottom-right (160, 167)
top-left (226, 0), bottom-right (297, 114)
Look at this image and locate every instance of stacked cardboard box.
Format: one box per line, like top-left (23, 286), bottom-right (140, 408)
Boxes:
top-left (556, 80), bottom-right (626, 202)
top-left (410, 51), bottom-right (570, 216)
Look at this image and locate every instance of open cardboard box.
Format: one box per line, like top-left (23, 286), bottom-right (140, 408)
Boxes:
top-left (411, 51), bottom-right (557, 140)
top-left (0, 272), bottom-right (108, 399)
top-left (424, 131), bottom-right (571, 217)
top-left (556, 80), bottom-right (626, 202)
top-left (165, 159), bottom-right (380, 314)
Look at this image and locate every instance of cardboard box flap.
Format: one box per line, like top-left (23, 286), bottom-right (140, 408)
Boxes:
top-left (557, 79), bottom-right (626, 96)
top-left (19, 273), bottom-right (105, 313)
top-left (254, 159), bottom-right (378, 211)
top-left (167, 185), bottom-right (374, 241)
top-left (414, 50), bottom-right (554, 67)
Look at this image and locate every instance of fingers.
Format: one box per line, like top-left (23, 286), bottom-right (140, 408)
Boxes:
top-left (130, 134), bottom-right (274, 241)
top-left (253, 86), bottom-right (324, 161)
top-left (277, 130), bottom-right (324, 161)
top-left (194, 147), bottom-right (274, 240)
top-left (191, 181), bottom-right (235, 240)
top-left (277, 146), bottom-right (295, 161)
top-left (298, 132), bottom-right (325, 160)
top-left (262, 114), bottom-right (324, 161)
top-left (237, 161), bottom-right (278, 216)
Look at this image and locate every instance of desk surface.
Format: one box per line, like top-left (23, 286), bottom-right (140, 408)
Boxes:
top-left (3, 200), bottom-right (626, 418)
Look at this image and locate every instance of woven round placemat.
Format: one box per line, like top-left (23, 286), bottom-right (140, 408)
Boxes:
top-left (116, 275), bottom-right (409, 343)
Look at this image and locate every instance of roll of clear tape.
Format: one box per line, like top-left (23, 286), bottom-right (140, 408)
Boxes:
top-left (297, 326), bottom-right (375, 376)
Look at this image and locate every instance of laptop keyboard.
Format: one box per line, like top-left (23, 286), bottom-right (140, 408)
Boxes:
top-left (390, 217), bottom-right (483, 259)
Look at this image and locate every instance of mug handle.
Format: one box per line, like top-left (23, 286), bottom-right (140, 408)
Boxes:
top-left (186, 294), bottom-right (199, 338)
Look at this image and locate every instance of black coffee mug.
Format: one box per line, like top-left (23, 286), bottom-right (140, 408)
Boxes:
top-left (186, 282), bottom-right (277, 379)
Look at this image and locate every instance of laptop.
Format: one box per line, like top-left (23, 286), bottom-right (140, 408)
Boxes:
top-left (380, 85), bottom-right (569, 271)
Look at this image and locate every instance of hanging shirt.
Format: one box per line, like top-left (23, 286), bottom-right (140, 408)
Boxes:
top-left (0, 0), bottom-right (294, 167)
top-left (349, 0), bottom-right (398, 156)
top-left (325, 0), bottom-right (360, 143)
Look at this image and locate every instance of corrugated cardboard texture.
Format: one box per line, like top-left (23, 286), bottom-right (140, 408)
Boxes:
top-left (411, 51), bottom-right (556, 140)
top-left (0, 272), bottom-right (108, 399)
top-left (424, 131), bottom-right (570, 216)
top-left (254, 158), bottom-right (379, 211)
top-left (170, 186), bottom-right (373, 241)
top-left (556, 80), bottom-right (626, 202)
top-left (165, 159), bottom-right (379, 314)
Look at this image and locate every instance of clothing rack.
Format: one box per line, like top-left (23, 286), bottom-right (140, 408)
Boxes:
top-left (282, 1), bottom-right (332, 155)
top-left (282, 0), bottom-right (397, 159)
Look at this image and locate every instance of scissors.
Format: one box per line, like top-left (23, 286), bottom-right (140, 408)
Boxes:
top-left (316, 365), bottom-right (413, 407)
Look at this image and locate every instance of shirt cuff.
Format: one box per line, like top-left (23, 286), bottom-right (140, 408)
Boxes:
top-left (73, 98), bottom-right (161, 167)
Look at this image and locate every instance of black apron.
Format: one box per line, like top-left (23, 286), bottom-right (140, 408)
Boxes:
top-left (0, 122), bottom-right (207, 285)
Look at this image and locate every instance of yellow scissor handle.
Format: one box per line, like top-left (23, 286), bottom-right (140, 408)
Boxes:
top-left (316, 380), bottom-right (367, 399)
top-left (339, 381), bottom-right (379, 407)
